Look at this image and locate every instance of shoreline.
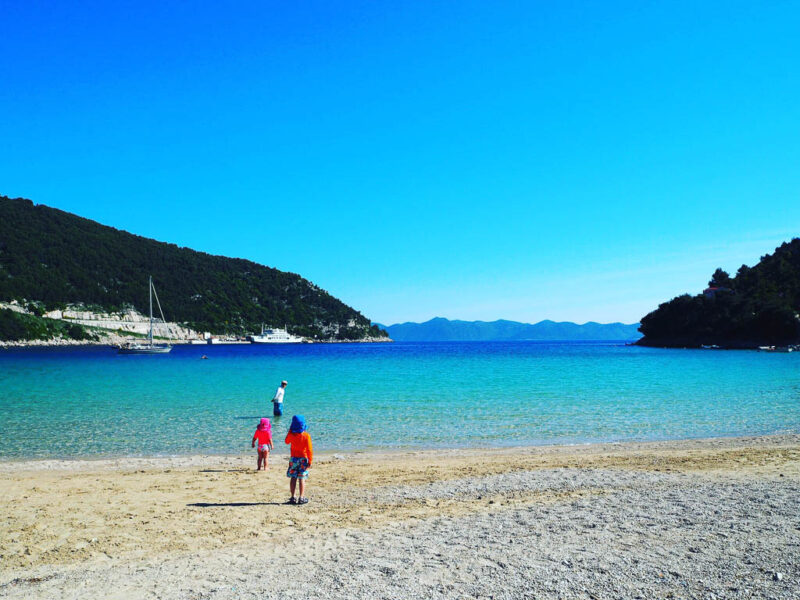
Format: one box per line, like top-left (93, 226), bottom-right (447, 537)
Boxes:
top-left (1, 432), bottom-right (798, 472)
top-left (2, 434), bottom-right (798, 599)
top-left (0, 337), bottom-right (392, 349)
top-left (636, 338), bottom-right (800, 350)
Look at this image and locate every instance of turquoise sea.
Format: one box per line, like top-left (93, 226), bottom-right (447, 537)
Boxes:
top-left (0, 342), bottom-right (798, 460)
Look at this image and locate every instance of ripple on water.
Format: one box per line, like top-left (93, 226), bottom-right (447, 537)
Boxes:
top-left (0, 342), bottom-right (798, 458)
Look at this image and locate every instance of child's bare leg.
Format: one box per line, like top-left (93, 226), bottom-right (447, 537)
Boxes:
top-left (290, 477), bottom-right (297, 498)
top-left (256, 453), bottom-right (262, 470)
top-left (298, 478), bottom-right (306, 498)
top-left (264, 451), bottom-right (270, 470)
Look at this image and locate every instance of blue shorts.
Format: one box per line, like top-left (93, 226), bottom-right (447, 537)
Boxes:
top-left (287, 456), bottom-right (309, 479)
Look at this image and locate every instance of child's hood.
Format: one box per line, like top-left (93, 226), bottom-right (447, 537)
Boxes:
top-left (289, 415), bottom-right (307, 433)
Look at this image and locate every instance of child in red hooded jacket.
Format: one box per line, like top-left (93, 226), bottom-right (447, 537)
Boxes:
top-left (251, 418), bottom-right (273, 471)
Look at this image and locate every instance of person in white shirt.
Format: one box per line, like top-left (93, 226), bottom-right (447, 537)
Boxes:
top-left (272, 380), bottom-right (287, 416)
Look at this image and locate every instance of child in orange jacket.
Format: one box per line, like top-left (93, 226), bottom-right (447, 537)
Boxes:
top-left (285, 415), bottom-right (313, 504)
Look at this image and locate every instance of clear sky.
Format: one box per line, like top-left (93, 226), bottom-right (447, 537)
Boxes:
top-left (1, 1), bottom-right (798, 325)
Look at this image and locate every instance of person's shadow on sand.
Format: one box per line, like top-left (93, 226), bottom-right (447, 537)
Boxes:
top-left (187, 502), bottom-right (285, 507)
top-left (198, 469), bottom-right (252, 473)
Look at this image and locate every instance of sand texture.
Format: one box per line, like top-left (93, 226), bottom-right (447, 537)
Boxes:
top-left (1, 435), bottom-right (798, 599)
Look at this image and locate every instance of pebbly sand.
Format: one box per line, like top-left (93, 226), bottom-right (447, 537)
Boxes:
top-left (1, 435), bottom-right (798, 599)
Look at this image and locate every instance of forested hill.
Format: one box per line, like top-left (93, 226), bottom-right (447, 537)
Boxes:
top-left (637, 238), bottom-right (800, 348)
top-left (0, 196), bottom-right (387, 340)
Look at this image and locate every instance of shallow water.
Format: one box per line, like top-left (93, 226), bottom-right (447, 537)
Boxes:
top-left (0, 341), bottom-right (798, 459)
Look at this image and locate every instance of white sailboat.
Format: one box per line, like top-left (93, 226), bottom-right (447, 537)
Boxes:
top-left (118, 276), bottom-right (172, 354)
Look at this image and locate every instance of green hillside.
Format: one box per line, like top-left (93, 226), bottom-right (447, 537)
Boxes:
top-left (637, 238), bottom-right (800, 347)
top-left (0, 308), bottom-right (98, 342)
top-left (0, 196), bottom-right (387, 340)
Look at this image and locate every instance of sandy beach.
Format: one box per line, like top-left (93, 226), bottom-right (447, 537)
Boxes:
top-left (1, 435), bottom-right (798, 599)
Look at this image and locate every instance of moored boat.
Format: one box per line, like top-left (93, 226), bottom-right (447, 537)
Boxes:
top-left (118, 276), bottom-right (172, 354)
top-left (249, 324), bottom-right (304, 344)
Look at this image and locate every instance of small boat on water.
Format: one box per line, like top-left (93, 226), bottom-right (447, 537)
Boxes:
top-left (118, 276), bottom-right (172, 354)
top-left (249, 324), bottom-right (304, 344)
top-left (758, 345), bottom-right (792, 353)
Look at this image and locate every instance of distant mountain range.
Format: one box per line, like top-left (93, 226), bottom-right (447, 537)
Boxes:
top-left (373, 317), bottom-right (641, 342)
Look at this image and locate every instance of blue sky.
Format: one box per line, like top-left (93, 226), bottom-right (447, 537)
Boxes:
top-left (1, 1), bottom-right (798, 325)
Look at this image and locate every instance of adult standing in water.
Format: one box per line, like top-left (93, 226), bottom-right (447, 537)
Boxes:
top-left (272, 380), bottom-right (287, 416)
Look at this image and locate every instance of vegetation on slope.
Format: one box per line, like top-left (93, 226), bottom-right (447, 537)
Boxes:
top-left (637, 238), bottom-right (800, 347)
top-left (0, 196), bottom-right (387, 340)
top-left (0, 308), bottom-right (97, 342)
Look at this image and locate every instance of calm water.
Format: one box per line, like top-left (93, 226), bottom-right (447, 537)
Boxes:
top-left (0, 342), bottom-right (798, 459)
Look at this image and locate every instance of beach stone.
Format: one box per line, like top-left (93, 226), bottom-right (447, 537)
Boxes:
top-left (4, 439), bottom-right (800, 600)
top-left (772, 572), bottom-right (783, 581)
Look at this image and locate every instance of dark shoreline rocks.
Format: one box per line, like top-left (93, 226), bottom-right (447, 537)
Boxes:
top-left (635, 337), bottom-right (799, 350)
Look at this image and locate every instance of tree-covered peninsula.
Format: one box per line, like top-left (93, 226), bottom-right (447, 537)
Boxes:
top-left (0, 196), bottom-right (388, 341)
top-left (637, 238), bottom-right (800, 348)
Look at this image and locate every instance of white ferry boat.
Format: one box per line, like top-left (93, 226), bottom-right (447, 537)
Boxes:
top-left (249, 325), bottom-right (304, 344)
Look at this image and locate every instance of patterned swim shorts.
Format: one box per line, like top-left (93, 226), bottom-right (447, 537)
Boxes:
top-left (286, 456), bottom-right (310, 479)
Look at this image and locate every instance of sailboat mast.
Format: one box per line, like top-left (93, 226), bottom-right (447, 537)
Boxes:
top-left (149, 276), bottom-right (153, 346)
